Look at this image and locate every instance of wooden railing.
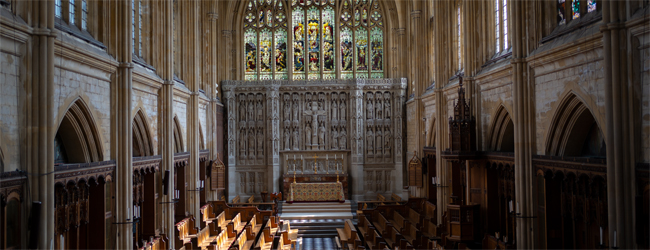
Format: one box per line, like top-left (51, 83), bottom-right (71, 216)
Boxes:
top-left (447, 204), bottom-right (480, 242)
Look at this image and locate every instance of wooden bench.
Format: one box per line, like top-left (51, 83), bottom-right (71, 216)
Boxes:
top-left (232, 195), bottom-right (241, 204)
top-left (406, 207), bottom-right (421, 228)
top-left (336, 219), bottom-right (359, 249)
top-left (390, 211), bottom-right (407, 232)
top-left (247, 195), bottom-right (255, 203)
top-left (254, 217), bottom-right (279, 250)
top-left (377, 194), bottom-right (386, 205)
top-left (174, 216), bottom-right (199, 250)
top-left (390, 193), bottom-right (402, 202)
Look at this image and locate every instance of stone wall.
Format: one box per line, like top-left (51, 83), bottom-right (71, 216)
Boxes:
top-left (0, 51), bottom-right (21, 171)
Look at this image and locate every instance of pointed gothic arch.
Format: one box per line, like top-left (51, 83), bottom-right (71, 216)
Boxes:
top-left (132, 109), bottom-right (154, 157)
top-left (173, 116), bottom-right (184, 153)
top-left (487, 105), bottom-right (514, 152)
top-left (545, 93), bottom-right (605, 157)
top-left (55, 99), bottom-right (104, 163)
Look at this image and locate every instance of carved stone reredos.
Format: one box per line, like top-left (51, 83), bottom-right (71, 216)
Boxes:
top-left (223, 78), bottom-right (407, 196)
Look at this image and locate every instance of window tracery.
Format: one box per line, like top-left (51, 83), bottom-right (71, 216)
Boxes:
top-left (244, 0), bottom-right (384, 81)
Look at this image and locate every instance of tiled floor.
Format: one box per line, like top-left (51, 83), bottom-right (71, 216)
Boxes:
top-left (300, 237), bottom-right (337, 250)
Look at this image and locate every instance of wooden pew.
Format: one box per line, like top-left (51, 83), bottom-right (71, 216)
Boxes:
top-left (197, 221), bottom-right (221, 248)
top-left (232, 195), bottom-right (241, 204)
top-left (254, 217), bottom-right (279, 250)
top-left (174, 216), bottom-right (199, 250)
top-left (390, 211), bottom-right (407, 232)
top-left (226, 213), bottom-right (243, 238)
top-left (390, 193), bottom-right (402, 202)
top-left (247, 195), bottom-right (255, 203)
top-left (201, 203), bottom-right (216, 228)
top-left (336, 219), bottom-right (359, 249)
top-left (139, 234), bottom-right (169, 250)
top-left (377, 194), bottom-right (386, 205)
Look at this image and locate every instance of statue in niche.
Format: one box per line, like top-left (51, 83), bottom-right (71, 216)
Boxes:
top-left (375, 127), bottom-right (382, 155)
top-left (292, 101), bottom-right (299, 121)
top-left (256, 101), bottom-right (263, 121)
top-left (292, 127), bottom-right (299, 150)
top-left (367, 130), bottom-right (374, 155)
top-left (283, 102), bottom-right (290, 121)
top-left (248, 131), bottom-right (255, 157)
top-left (318, 122), bottom-right (326, 148)
top-left (332, 128), bottom-right (339, 149)
top-left (305, 123), bottom-right (312, 146)
top-left (305, 101), bottom-right (327, 147)
top-left (284, 128), bottom-right (290, 150)
top-left (331, 100), bottom-right (338, 121)
top-left (367, 98), bottom-right (374, 120)
top-left (240, 130), bottom-right (246, 157)
top-left (248, 100), bottom-right (255, 121)
top-left (340, 100), bottom-right (346, 121)
top-left (239, 98), bottom-right (247, 121)
top-left (384, 97), bottom-right (391, 119)
top-left (339, 130), bottom-right (347, 149)
top-left (384, 129), bottom-right (391, 156)
top-left (257, 129), bottom-right (264, 152)
top-left (376, 99), bottom-right (383, 120)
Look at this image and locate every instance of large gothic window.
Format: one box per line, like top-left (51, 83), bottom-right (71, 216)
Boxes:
top-left (244, 0), bottom-right (384, 81)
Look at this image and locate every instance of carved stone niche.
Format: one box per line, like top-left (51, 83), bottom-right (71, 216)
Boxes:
top-left (222, 79), bottom-right (407, 199)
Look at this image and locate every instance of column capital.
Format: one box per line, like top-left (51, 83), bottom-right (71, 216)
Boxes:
top-left (410, 11), bottom-right (421, 18)
top-left (207, 12), bottom-right (218, 21)
top-left (393, 28), bottom-right (406, 36)
top-left (222, 30), bottom-right (232, 37)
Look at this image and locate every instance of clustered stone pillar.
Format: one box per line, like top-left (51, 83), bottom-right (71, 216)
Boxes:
top-left (187, 0), bottom-right (202, 222)
top-left (112, 0), bottom-right (134, 248)
top-left (601, 0), bottom-right (636, 247)
top-left (207, 11), bottom-right (219, 201)
top-left (510, 0), bottom-right (534, 248)
top-left (28, 0), bottom-right (56, 248)
top-left (160, 0), bottom-right (176, 247)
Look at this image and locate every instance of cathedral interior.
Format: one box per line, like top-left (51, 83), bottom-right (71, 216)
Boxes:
top-left (0, 0), bottom-right (649, 249)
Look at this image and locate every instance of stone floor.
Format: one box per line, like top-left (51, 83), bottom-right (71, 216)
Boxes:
top-left (300, 237), bottom-right (337, 250)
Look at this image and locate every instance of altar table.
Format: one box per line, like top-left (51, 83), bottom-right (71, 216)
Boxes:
top-left (289, 182), bottom-right (345, 202)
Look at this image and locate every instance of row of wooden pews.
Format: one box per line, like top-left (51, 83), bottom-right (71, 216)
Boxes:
top-left (354, 198), bottom-right (442, 250)
top-left (138, 235), bottom-right (170, 250)
top-left (191, 199), bottom-right (298, 250)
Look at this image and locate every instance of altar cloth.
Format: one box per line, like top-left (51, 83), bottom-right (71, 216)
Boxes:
top-left (289, 182), bottom-right (345, 202)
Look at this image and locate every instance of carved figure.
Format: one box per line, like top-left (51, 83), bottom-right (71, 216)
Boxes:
top-left (384, 129), bottom-right (391, 156)
top-left (367, 99), bottom-right (374, 119)
top-left (305, 124), bottom-right (312, 145)
top-left (284, 102), bottom-right (290, 121)
top-left (339, 130), bottom-right (347, 149)
top-left (284, 129), bottom-right (290, 150)
top-left (257, 129), bottom-right (264, 152)
top-left (318, 122), bottom-right (326, 147)
top-left (257, 101), bottom-right (263, 121)
top-left (239, 99), bottom-right (246, 121)
top-left (332, 101), bottom-right (338, 121)
top-left (332, 129), bottom-right (339, 149)
top-left (247, 100), bottom-right (254, 121)
top-left (292, 102), bottom-right (299, 121)
top-left (292, 128), bottom-right (299, 150)
top-left (240, 130), bottom-right (246, 157)
top-left (367, 130), bottom-right (374, 154)
top-left (248, 131), bottom-right (255, 157)
top-left (340, 101), bottom-right (346, 121)
top-left (384, 98), bottom-right (391, 119)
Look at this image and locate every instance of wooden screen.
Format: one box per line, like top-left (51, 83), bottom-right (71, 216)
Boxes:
top-left (211, 158), bottom-right (225, 191)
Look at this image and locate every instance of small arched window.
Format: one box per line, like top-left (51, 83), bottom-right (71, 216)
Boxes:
top-left (495, 0), bottom-right (509, 53)
top-left (132, 0), bottom-right (143, 57)
top-left (457, 3), bottom-right (462, 70)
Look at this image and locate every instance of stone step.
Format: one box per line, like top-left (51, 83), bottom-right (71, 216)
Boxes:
top-left (280, 212), bottom-right (353, 220)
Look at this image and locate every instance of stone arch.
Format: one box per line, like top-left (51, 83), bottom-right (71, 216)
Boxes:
top-left (545, 92), bottom-right (606, 157)
top-left (0, 146), bottom-right (4, 172)
top-left (173, 116), bottom-right (184, 153)
top-left (487, 105), bottom-right (514, 152)
top-left (132, 109), bottom-right (154, 157)
top-left (55, 99), bottom-right (104, 163)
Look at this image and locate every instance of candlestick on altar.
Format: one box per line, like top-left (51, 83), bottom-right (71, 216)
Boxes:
top-left (313, 155), bottom-right (318, 174)
top-left (293, 161), bottom-right (296, 183)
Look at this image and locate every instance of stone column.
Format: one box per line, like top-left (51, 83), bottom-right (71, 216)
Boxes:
top-left (220, 30), bottom-right (232, 90)
top-left (224, 85), bottom-right (237, 200)
top-left (159, 0), bottom-right (176, 246)
top-left (27, 0), bottom-right (56, 248)
top-left (601, 0), bottom-right (636, 247)
top-left (267, 82), bottom-right (281, 193)
top-left (510, 0), bottom-right (534, 248)
top-left (394, 79), bottom-right (407, 197)
top-left (113, 0), bottom-right (134, 248)
top-left (186, 0), bottom-right (201, 220)
top-left (206, 12), bottom-right (218, 201)
top-left (350, 81), bottom-right (365, 201)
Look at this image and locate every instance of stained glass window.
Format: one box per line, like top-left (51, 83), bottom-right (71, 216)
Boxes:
top-left (558, 0), bottom-right (566, 25)
top-left (588, 0), bottom-right (596, 13)
top-left (572, 0), bottom-right (580, 19)
top-left (244, 0), bottom-right (384, 80)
